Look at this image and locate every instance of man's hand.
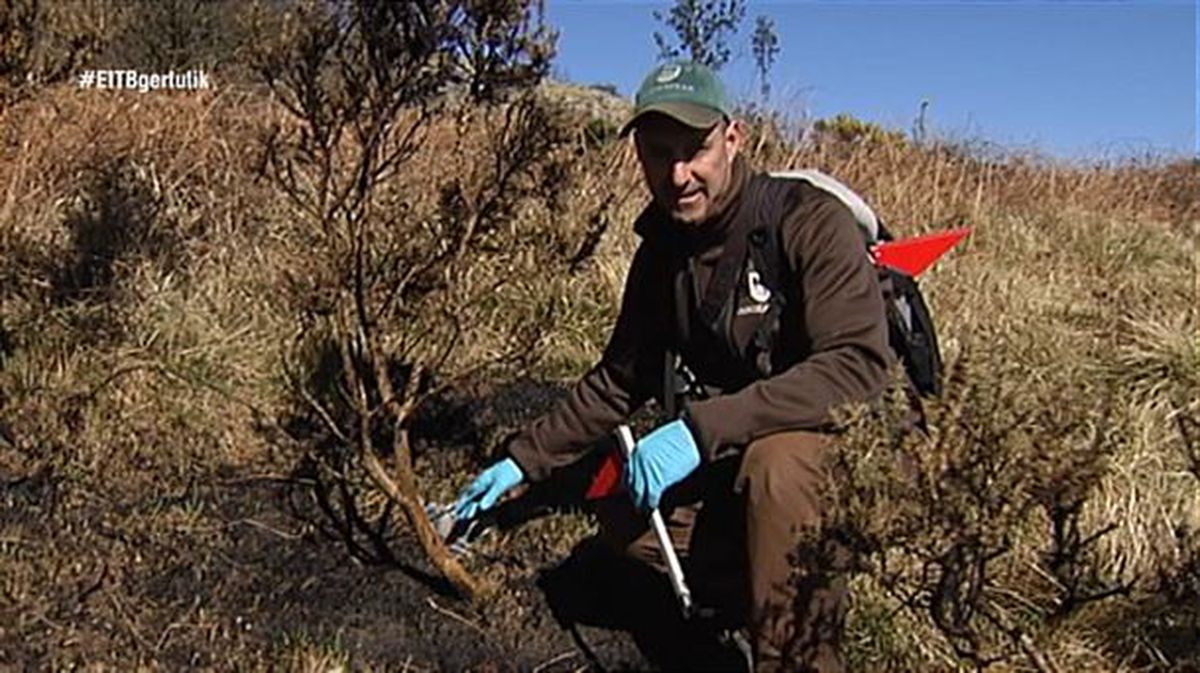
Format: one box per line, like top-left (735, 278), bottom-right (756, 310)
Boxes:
top-left (625, 420), bottom-right (701, 511)
top-left (453, 457), bottom-right (524, 521)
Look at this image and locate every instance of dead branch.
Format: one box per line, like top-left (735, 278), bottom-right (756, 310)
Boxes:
top-left (362, 334), bottom-right (481, 598)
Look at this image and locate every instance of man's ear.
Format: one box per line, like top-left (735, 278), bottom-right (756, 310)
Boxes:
top-left (724, 119), bottom-right (747, 157)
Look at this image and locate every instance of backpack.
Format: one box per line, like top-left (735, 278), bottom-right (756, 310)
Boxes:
top-left (665, 169), bottom-right (943, 417)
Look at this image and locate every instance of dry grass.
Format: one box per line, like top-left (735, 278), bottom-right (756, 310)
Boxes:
top-left (1, 76), bottom-right (1196, 669)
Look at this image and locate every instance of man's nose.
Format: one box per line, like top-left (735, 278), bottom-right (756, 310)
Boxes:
top-left (671, 160), bottom-right (692, 187)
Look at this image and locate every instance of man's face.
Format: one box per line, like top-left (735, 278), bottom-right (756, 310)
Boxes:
top-left (634, 114), bottom-right (745, 224)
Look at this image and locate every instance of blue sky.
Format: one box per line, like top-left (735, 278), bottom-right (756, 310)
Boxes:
top-left (544, 0), bottom-right (1198, 161)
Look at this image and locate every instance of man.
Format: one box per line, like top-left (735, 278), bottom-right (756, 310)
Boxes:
top-left (454, 60), bottom-right (892, 672)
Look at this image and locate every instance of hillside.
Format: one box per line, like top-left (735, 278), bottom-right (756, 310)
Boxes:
top-left (1, 73), bottom-right (1197, 672)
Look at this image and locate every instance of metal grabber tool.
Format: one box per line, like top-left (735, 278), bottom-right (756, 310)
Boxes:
top-left (616, 424), bottom-right (694, 618)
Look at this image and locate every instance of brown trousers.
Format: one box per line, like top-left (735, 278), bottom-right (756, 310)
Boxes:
top-left (594, 430), bottom-right (847, 673)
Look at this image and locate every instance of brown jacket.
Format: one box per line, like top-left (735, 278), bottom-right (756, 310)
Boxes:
top-left (507, 158), bottom-right (892, 481)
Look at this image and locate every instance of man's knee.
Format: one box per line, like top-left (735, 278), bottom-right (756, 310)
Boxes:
top-left (736, 430), bottom-right (832, 526)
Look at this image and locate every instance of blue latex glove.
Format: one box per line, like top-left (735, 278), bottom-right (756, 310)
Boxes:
top-left (625, 419), bottom-right (701, 511)
top-left (454, 457), bottom-right (524, 521)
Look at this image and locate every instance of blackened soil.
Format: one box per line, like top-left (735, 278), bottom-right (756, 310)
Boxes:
top-left (0, 378), bottom-right (749, 671)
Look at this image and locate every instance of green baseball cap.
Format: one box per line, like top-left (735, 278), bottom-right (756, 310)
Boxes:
top-left (618, 60), bottom-right (731, 137)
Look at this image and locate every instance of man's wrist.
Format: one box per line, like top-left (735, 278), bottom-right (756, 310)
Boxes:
top-left (499, 456), bottom-right (524, 483)
top-left (503, 433), bottom-right (545, 483)
top-left (679, 405), bottom-right (712, 462)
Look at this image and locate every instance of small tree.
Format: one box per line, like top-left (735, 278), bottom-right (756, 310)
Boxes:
top-left (750, 14), bottom-right (778, 102)
top-left (807, 345), bottom-right (1132, 671)
top-left (652, 0), bottom-right (746, 71)
top-left (254, 0), bottom-right (562, 600)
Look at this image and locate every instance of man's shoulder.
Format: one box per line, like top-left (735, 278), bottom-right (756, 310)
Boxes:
top-left (631, 201), bottom-right (668, 242)
top-left (626, 224), bottom-right (675, 280)
top-left (749, 172), bottom-right (868, 267)
top-left (757, 170), bottom-right (851, 206)
top-left (756, 170), bottom-right (881, 241)
top-left (748, 171), bottom-right (852, 236)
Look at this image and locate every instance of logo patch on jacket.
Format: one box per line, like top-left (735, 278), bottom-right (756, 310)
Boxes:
top-left (738, 260), bottom-right (772, 316)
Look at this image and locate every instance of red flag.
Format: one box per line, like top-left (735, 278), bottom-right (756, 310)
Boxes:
top-left (585, 447), bottom-right (624, 500)
top-left (872, 227), bottom-right (971, 278)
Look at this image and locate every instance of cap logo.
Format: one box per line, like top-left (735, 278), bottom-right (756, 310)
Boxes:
top-left (655, 64), bottom-right (683, 83)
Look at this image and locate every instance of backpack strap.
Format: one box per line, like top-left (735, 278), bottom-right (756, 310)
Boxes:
top-left (663, 242), bottom-right (690, 419)
top-left (662, 348), bottom-right (678, 419)
top-left (689, 172), bottom-right (795, 379)
top-left (695, 177), bottom-right (768, 329)
top-left (745, 175), bottom-right (791, 377)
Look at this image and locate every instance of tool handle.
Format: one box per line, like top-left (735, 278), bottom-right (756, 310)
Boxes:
top-left (650, 509), bottom-right (693, 614)
top-left (616, 425), bottom-right (694, 616)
